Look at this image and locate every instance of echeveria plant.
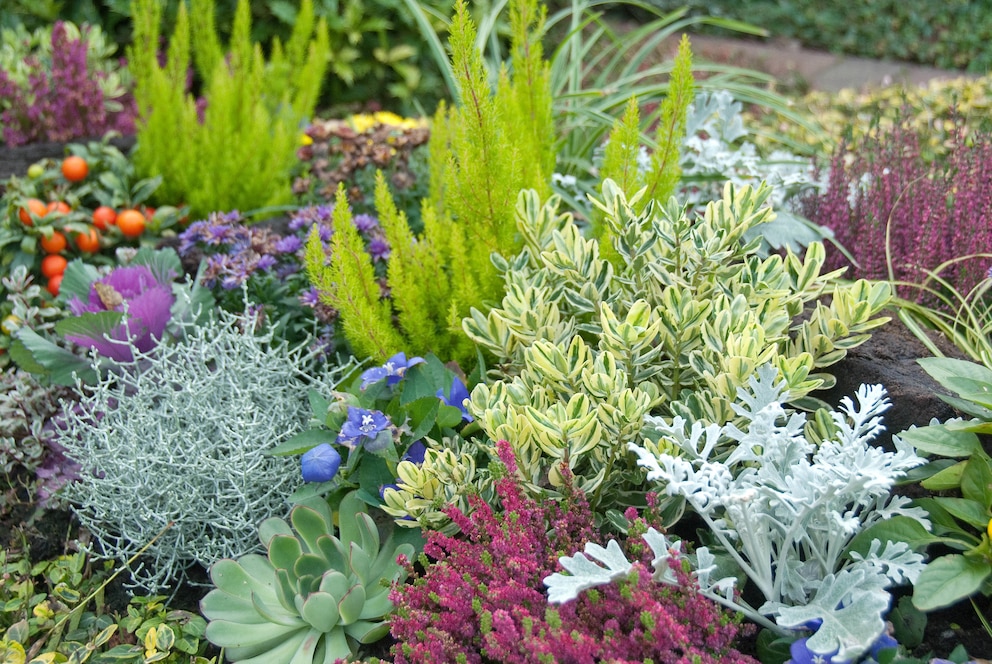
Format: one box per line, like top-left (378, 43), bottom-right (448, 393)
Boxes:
top-left (548, 366), bottom-right (930, 662)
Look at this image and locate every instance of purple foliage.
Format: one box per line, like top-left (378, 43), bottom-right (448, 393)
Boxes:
top-left (65, 265), bottom-right (176, 363)
top-left (0, 22), bottom-right (136, 146)
top-left (387, 441), bottom-right (756, 664)
top-left (800, 111), bottom-right (992, 303)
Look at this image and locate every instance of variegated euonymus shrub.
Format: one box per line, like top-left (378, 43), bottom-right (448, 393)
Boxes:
top-left (420, 181), bottom-right (888, 520)
top-left (545, 366), bottom-right (930, 663)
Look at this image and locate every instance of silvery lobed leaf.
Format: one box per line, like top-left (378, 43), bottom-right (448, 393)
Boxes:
top-left (544, 540), bottom-right (632, 604)
top-left (774, 569), bottom-right (889, 662)
top-left (694, 546), bottom-right (738, 600)
top-left (849, 539), bottom-right (927, 586)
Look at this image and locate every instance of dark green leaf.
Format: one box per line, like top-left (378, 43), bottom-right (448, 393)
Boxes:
top-left (898, 425), bottom-right (981, 458)
top-left (400, 354), bottom-right (449, 405)
top-left (961, 455), bottom-right (992, 511)
top-left (755, 628), bottom-right (794, 664)
top-left (266, 429), bottom-right (334, 456)
top-left (11, 328), bottom-right (96, 385)
top-left (845, 516), bottom-right (938, 556)
top-left (405, 396), bottom-right (440, 441)
top-left (912, 554), bottom-right (990, 611)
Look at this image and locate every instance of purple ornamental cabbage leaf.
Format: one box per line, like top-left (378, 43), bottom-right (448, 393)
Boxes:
top-left (64, 265), bottom-right (176, 362)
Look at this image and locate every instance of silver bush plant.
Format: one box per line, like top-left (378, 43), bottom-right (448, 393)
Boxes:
top-left (56, 304), bottom-right (353, 592)
top-left (545, 366), bottom-right (930, 662)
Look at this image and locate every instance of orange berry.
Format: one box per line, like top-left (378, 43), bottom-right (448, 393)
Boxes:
top-left (74, 228), bottom-right (100, 253)
top-left (61, 155), bottom-right (88, 182)
top-left (18, 198), bottom-right (48, 226)
top-left (41, 254), bottom-right (68, 278)
top-left (45, 200), bottom-right (71, 215)
top-left (47, 274), bottom-right (63, 297)
top-left (116, 209), bottom-right (146, 238)
top-left (40, 231), bottom-right (67, 254)
top-left (92, 205), bottom-right (117, 230)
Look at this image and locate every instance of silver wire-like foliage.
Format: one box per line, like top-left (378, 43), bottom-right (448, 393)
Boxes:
top-left (57, 306), bottom-right (352, 592)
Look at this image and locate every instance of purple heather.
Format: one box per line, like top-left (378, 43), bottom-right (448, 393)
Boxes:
top-left (388, 441), bottom-right (755, 664)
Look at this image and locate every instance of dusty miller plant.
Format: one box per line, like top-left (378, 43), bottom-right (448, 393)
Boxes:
top-left (55, 304), bottom-right (353, 592)
top-left (548, 365), bottom-right (929, 662)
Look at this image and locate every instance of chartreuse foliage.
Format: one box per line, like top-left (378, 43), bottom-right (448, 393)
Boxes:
top-left (128, 0), bottom-right (329, 220)
top-left (896, 357), bottom-right (992, 612)
top-left (429, 180), bottom-right (889, 523)
top-left (200, 491), bottom-right (414, 664)
top-left (305, 0), bottom-right (554, 365)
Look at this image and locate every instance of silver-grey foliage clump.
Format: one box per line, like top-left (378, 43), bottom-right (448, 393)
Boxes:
top-left (57, 307), bottom-right (352, 592)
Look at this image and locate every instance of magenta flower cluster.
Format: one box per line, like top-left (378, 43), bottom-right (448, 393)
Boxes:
top-left (801, 113), bottom-right (992, 304)
top-left (0, 22), bottom-right (136, 146)
top-left (387, 440), bottom-right (756, 664)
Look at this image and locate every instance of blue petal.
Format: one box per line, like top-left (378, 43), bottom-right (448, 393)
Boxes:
top-left (402, 440), bottom-right (427, 465)
top-left (301, 443), bottom-right (341, 483)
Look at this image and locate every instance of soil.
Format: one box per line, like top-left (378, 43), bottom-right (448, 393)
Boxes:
top-left (2, 137), bottom-right (991, 661)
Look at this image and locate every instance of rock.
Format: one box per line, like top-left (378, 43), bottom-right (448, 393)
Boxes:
top-left (814, 315), bottom-right (964, 444)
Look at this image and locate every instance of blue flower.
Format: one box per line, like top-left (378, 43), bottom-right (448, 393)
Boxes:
top-left (337, 406), bottom-right (392, 450)
top-left (300, 443), bottom-right (341, 482)
top-left (359, 352), bottom-right (425, 389)
top-left (403, 440), bottom-right (427, 465)
top-left (787, 637), bottom-right (844, 664)
top-left (437, 375), bottom-right (474, 423)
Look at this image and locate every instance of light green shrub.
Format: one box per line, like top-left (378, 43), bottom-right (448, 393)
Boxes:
top-left (128, 0), bottom-right (329, 220)
top-left (305, 0), bottom-right (553, 366)
top-left (381, 180), bottom-right (891, 526)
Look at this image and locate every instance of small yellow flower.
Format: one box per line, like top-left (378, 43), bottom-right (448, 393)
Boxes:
top-left (987, 516), bottom-right (992, 541)
top-left (348, 113), bottom-right (377, 133)
top-left (299, 133), bottom-right (313, 147)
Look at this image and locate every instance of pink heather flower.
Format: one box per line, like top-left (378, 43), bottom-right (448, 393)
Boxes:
top-left (387, 440), bottom-right (756, 664)
top-left (801, 111), bottom-right (992, 307)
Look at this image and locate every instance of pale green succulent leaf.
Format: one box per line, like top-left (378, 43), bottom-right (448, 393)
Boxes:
top-left (337, 583), bottom-right (367, 624)
top-left (345, 619), bottom-right (391, 644)
top-left (291, 506), bottom-right (333, 553)
top-left (259, 516), bottom-right (294, 547)
top-left (318, 570), bottom-right (351, 598)
top-left (270, 534), bottom-right (304, 572)
top-left (300, 592), bottom-right (341, 633)
top-left (204, 618), bottom-right (301, 651)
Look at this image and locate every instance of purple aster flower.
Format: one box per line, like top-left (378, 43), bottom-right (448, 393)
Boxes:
top-left (437, 375), bottom-right (474, 423)
top-left (255, 254), bottom-right (277, 271)
top-left (301, 443), bottom-right (342, 482)
top-left (353, 213), bottom-right (380, 234)
top-left (359, 352), bottom-right (425, 389)
top-left (337, 406), bottom-right (392, 451)
top-left (274, 235), bottom-right (304, 254)
top-left (367, 236), bottom-right (391, 262)
top-left (299, 287), bottom-right (321, 308)
top-left (64, 265), bottom-right (176, 363)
